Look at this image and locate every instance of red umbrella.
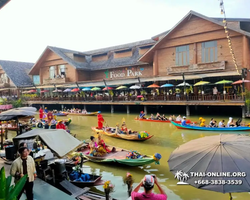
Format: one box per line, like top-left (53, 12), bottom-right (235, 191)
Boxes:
top-left (137, 95), bottom-right (143, 98)
top-left (103, 87), bottom-right (113, 91)
top-left (27, 89), bottom-right (37, 93)
top-left (71, 88), bottom-right (80, 92)
top-left (232, 80), bottom-right (250, 85)
top-left (147, 84), bottom-right (160, 88)
top-left (40, 90), bottom-right (49, 93)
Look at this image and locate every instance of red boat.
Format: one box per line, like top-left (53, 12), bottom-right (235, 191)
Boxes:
top-left (135, 118), bottom-right (192, 124)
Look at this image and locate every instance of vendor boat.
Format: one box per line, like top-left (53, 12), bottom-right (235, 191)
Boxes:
top-left (92, 127), bottom-right (153, 141)
top-left (171, 121), bottom-right (250, 131)
top-left (135, 118), bottom-right (192, 124)
top-left (67, 111), bottom-right (98, 116)
top-left (79, 145), bottom-right (160, 167)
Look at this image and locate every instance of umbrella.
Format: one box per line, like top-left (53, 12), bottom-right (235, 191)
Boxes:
top-left (0, 108), bottom-right (37, 120)
top-left (82, 87), bottom-right (92, 91)
top-left (40, 90), bottom-right (49, 93)
top-left (194, 81), bottom-right (210, 86)
top-left (116, 86), bottom-right (127, 90)
top-left (18, 107), bottom-right (37, 112)
top-left (103, 87), bottom-right (113, 91)
top-left (53, 89), bottom-right (62, 93)
top-left (137, 95), bottom-right (143, 98)
top-left (27, 89), bottom-right (37, 93)
top-left (232, 80), bottom-right (250, 85)
top-left (63, 88), bottom-right (72, 92)
top-left (71, 88), bottom-right (80, 92)
top-left (130, 85), bottom-right (141, 89)
top-left (91, 87), bottom-right (101, 91)
top-left (160, 83), bottom-right (174, 88)
top-left (215, 80), bottom-right (233, 85)
top-left (147, 84), bottom-right (159, 88)
top-left (177, 82), bottom-right (191, 87)
top-left (168, 134), bottom-right (250, 198)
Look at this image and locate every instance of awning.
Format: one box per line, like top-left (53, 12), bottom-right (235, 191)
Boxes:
top-left (13, 129), bottom-right (82, 158)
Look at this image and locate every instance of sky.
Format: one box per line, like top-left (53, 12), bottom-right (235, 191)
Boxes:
top-left (0, 0), bottom-right (249, 63)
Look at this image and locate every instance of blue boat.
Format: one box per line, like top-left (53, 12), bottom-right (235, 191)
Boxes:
top-left (171, 121), bottom-right (250, 131)
top-left (54, 112), bottom-right (68, 116)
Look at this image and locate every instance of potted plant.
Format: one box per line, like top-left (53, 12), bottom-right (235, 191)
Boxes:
top-left (103, 180), bottom-right (115, 200)
top-left (123, 172), bottom-right (134, 197)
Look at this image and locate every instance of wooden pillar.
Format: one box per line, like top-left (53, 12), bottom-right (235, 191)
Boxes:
top-left (153, 51), bottom-right (158, 76)
top-left (111, 105), bottom-right (114, 113)
top-left (84, 105), bottom-right (86, 110)
top-left (144, 105), bottom-right (147, 115)
top-left (126, 105), bottom-right (130, 114)
top-left (39, 68), bottom-right (43, 84)
top-left (193, 43), bottom-right (197, 64)
top-left (17, 89), bottom-right (20, 98)
top-left (186, 105), bottom-right (190, 116)
top-left (243, 36), bottom-right (250, 90)
top-left (61, 104), bottom-right (64, 111)
top-left (242, 106), bottom-right (246, 119)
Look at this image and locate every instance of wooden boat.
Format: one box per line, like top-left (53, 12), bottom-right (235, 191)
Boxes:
top-left (79, 145), bottom-right (158, 167)
top-left (92, 127), bottom-right (153, 141)
top-left (135, 118), bottom-right (192, 124)
top-left (7, 126), bottom-right (18, 131)
top-left (68, 112), bottom-right (98, 116)
top-left (53, 112), bottom-right (68, 116)
top-left (69, 174), bottom-right (103, 187)
top-left (171, 121), bottom-right (250, 131)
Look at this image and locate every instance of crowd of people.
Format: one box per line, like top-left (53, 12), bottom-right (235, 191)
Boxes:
top-left (65, 108), bottom-right (88, 114)
top-left (197, 117), bottom-right (243, 128)
top-left (139, 111), bottom-right (183, 122)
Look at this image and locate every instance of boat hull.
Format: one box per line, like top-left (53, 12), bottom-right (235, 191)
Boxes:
top-left (54, 113), bottom-right (68, 116)
top-left (68, 112), bottom-right (98, 116)
top-left (92, 127), bottom-right (153, 141)
top-left (136, 118), bottom-right (192, 124)
top-left (171, 121), bottom-right (250, 131)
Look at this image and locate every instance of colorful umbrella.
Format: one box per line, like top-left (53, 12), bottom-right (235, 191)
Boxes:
top-left (103, 87), bottom-right (113, 91)
top-left (147, 84), bottom-right (159, 88)
top-left (63, 88), bottom-right (72, 92)
top-left (160, 83), bottom-right (174, 88)
top-left (116, 86), bottom-right (127, 90)
top-left (82, 87), bottom-right (92, 91)
top-left (130, 85), bottom-right (141, 89)
top-left (53, 89), bottom-right (62, 93)
top-left (177, 82), bottom-right (191, 87)
top-left (91, 87), bottom-right (101, 91)
top-left (40, 90), bottom-right (49, 93)
top-left (71, 88), bottom-right (80, 92)
top-left (137, 95), bottom-right (143, 98)
top-left (232, 80), bottom-right (250, 85)
top-left (215, 80), bottom-right (233, 85)
top-left (27, 90), bottom-right (37, 93)
top-left (194, 81), bottom-right (210, 86)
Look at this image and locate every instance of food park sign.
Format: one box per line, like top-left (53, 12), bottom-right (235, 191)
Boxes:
top-left (104, 67), bottom-right (145, 79)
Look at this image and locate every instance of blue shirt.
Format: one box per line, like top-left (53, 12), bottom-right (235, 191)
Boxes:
top-left (181, 120), bottom-right (187, 126)
top-left (139, 113), bottom-right (145, 119)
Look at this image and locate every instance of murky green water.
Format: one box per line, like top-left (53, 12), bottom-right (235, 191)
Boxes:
top-left (57, 113), bottom-right (250, 200)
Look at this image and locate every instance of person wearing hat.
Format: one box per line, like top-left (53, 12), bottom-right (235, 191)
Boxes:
top-left (97, 111), bottom-right (104, 130)
top-left (44, 107), bottom-right (48, 114)
top-left (200, 119), bottom-right (206, 127)
top-left (39, 107), bottom-right (43, 119)
top-left (139, 111), bottom-right (146, 119)
top-left (181, 116), bottom-right (187, 126)
top-left (56, 120), bottom-right (66, 130)
top-left (132, 175), bottom-right (167, 200)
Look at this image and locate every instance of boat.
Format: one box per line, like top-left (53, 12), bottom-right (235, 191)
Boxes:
top-left (171, 121), bottom-right (250, 131)
top-left (79, 145), bottom-right (159, 167)
top-left (67, 112), bottom-right (98, 116)
top-left (135, 118), bottom-right (192, 124)
top-left (53, 112), bottom-right (68, 116)
top-left (69, 174), bottom-right (103, 187)
top-left (92, 127), bottom-right (153, 141)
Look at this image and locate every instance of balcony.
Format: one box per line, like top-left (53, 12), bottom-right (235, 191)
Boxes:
top-left (167, 61), bottom-right (226, 75)
top-left (0, 83), bottom-right (10, 88)
top-left (43, 77), bottom-right (69, 84)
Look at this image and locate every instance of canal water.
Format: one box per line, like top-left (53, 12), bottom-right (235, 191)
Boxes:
top-left (58, 112), bottom-right (250, 200)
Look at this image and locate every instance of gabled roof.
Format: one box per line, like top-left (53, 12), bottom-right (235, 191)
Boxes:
top-left (139, 10), bottom-right (250, 62)
top-left (0, 60), bottom-right (34, 87)
top-left (0, 0), bottom-right (10, 10)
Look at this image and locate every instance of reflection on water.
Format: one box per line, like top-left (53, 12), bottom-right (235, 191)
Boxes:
top-left (45, 114), bottom-right (250, 199)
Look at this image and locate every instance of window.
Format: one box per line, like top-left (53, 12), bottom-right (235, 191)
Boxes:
top-left (59, 65), bottom-right (66, 77)
top-left (202, 41), bottom-right (217, 63)
top-left (33, 75), bottom-right (40, 85)
top-left (49, 66), bottom-right (55, 79)
top-left (176, 45), bottom-right (189, 66)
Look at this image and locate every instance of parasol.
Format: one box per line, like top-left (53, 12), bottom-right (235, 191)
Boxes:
top-left (63, 88), bottom-right (72, 92)
top-left (40, 90), bottom-right (50, 93)
top-left (215, 80), bottom-right (233, 85)
top-left (232, 80), bottom-right (250, 85)
top-left (177, 82), bottom-right (191, 87)
top-left (71, 88), bottom-right (80, 92)
top-left (82, 87), bottom-right (92, 91)
top-left (116, 86), bottom-right (127, 90)
top-left (53, 89), bottom-right (62, 93)
top-left (194, 81), bottom-right (210, 86)
top-left (147, 84), bottom-right (159, 88)
top-left (91, 87), bottom-right (101, 91)
top-left (160, 83), bottom-right (174, 88)
top-left (130, 85), bottom-right (141, 89)
top-left (103, 87), bottom-right (113, 91)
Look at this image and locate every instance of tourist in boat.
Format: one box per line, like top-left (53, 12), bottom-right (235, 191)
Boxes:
top-left (229, 119), bottom-right (236, 127)
top-left (150, 114), bottom-right (155, 120)
top-left (169, 115), bottom-right (173, 121)
top-left (181, 116), bottom-right (187, 126)
top-left (39, 107), bottom-right (43, 119)
top-left (47, 111), bottom-right (53, 124)
top-left (227, 117), bottom-right (233, 127)
top-left (162, 114), bottom-right (167, 121)
top-left (218, 120), bottom-right (225, 127)
top-left (121, 122), bottom-right (128, 134)
top-left (44, 107), bottom-right (48, 113)
top-left (89, 136), bottom-right (97, 156)
top-left (132, 175), bottom-right (167, 200)
top-left (139, 111), bottom-right (146, 119)
top-left (37, 120), bottom-right (43, 129)
top-left (209, 118), bottom-right (214, 127)
top-left (65, 126), bottom-right (70, 133)
top-left (97, 132), bottom-right (110, 153)
top-left (156, 113), bottom-right (162, 120)
top-left (213, 120), bottom-right (218, 128)
top-left (176, 115), bottom-right (182, 121)
top-left (236, 118), bottom-right (242, 127)
top-left (200, 119), bottom-right (206, 127)
top-left (172, 115), bottom-right (176, 121)
top-left (82, 109), bottom-right (87, 114)
top-left (56, 120), bottom-right (66, 130)
top-left (115, 123), bottom-right (121, 134)
top-left (44, 121), bottom-right (49, 129)
top-left (97, 111), bottom-right (104, 129)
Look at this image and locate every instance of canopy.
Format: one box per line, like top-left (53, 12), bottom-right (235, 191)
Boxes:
top-left (168, 134), bottom-right (250, 193)
top-left (147, 84), bottom-right (159, 88)
top-left (177, 82), bottom-right (191, 87)
top-left (71, 88), bottom-right (80, 92)
top-left (103, 87), bottom-right (113, 91)
top-left (53, 89), bottom-right (62, 93)
top-left (0, 107), bottom-right (37, 121)
top-left (13, 129), bottom-right (82, 158)
top-left (40, 90), bottom-right (49, 93)
top-left (63, 88), bottom-right (72, 92)
top-left (82, 87), bottom-right (92, 91)
top-left (18, 107), bottom-right (37, 112)
top-left (91, 87), bottom-right (101, 91)
top-left (215, 80), bottom-right (233, 84)
top-left (160, 83), bottom-right (174, 88)
top-left (194, 81), bottom-right (210, 86)
top-left (130, 85), bottom-right (141, 89)
top-left (116, 86), bottom-right (127, 90)
top-left (232, 80), bottom-right (250, 85)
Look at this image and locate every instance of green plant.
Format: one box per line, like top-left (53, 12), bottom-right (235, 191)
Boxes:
top-left (245, 90), bottom-right (250, 113)
top-left (0, 166), bottom-right (27, 200)
top-left (10, 98), bottom-right (26, 108)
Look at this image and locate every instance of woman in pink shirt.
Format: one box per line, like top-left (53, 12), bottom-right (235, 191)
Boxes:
top-left (132, 175), bottom-right (167, 200)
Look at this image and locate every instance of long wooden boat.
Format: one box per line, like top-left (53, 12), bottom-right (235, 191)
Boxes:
top-left (67, 111), bottom-right (98, 116)
top-left (92, 127), bottom-right (153, 141)
top-left (136, 118), bottom-right (192, 124)
top-left (79, 145), bottom-right (158, 167)
top-left (69, 174), bottom-right (103, 187)
top-left (171, 121), bottom-right (250, 131)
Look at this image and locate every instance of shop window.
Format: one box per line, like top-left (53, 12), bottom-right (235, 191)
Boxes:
top-left (59, 65), bottom-right (66, 77)
top-left (176, 45), bottom-right (190, 66)
top-left (202, 41), bottom-right (217, 63)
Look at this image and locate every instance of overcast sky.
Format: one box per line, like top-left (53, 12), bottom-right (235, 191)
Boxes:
top-left (0, 0), bottom-right (249, 63)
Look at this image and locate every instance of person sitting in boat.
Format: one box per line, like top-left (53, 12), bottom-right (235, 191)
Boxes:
top-left (200, 119), bottom-right (206, 127)
top-left (121, 122), bottom-right (128, 134)
top-left (97, 132), bottom-right (110, 154)
top-left (44, 107), bottom-right (48, 113)
top-left (229, 119), bottom-right (236, 127)
top-left (44, 121), bottom-right (49, 129)
top-left (176, 115), bottom-right (182, 121)
top-left (65, 126), bottom-right (70, 133)
top-left (56, 120), bottom-right (66, 130)
top-left (150, 114), bottom-right (155, 120)
top-left (227, 117), bottom-right (233, 127)
top-left (89, 136), bottom-right (97, 156)
top-left (162, 114), bottom-right (167, 121)
top-left (82, 109), bottom-right (87, 114)
top-left (209, 118), bottom-right (214, 127)
top-left (97, 111), bottom-right (104, 129)
top-left (199, 117), bottom-right (204, 126)
top-left (236, 118), bottom-right (242, 127)
top-left (181, 116), bottom-right (188, 126)
top-left (139, 111), bottom-right (146, 119)
top-left (47, 111), bottom-right (53, 124)
top-left (156, 113), bottom-right (162, 120)
top-left (115, 123), bottom-right (122, 134)
top-left (218, 120), bottom-right (225, 127)
top-left (172, 115), bottom-right (176, 121)
top-left (37, 121), bottom-right (43, 129)
top-left (213, 120), bottom-right (218, 128)
top-left (168, 115), bottom-right (173, 121)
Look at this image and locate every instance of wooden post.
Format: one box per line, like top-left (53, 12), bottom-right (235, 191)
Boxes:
top-left (193, 43), bottom-right (197, 64)
top-left (111, 105), bottom-right (114, 113)
top-left (153, 51), bottom-right (158, 76)
top-left (126, 105), bottom-right (130, 114)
